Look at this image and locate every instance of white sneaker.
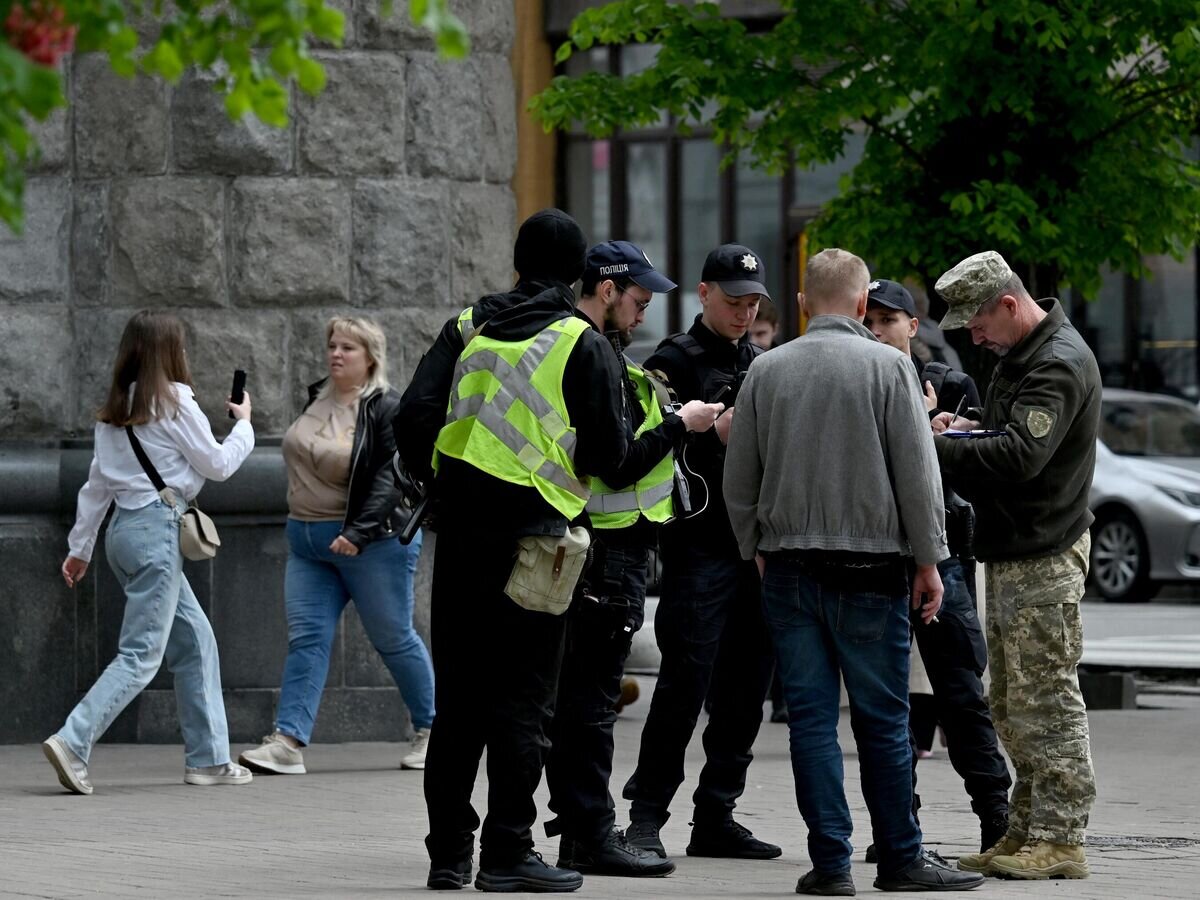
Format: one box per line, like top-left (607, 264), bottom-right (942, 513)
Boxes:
top-left (184, 762), bottom-right (253, 786)
top-left (238, 733), bottom-right (306, 775)
top-left (401, 727), bottom-right (432, 770)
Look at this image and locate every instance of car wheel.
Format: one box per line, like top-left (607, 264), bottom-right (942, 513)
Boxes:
top-left (1090, 510), bottom-right (1157, 603)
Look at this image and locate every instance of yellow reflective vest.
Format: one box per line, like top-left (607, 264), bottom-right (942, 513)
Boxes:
top-left (434, 313), bottom-right (593, 519)
top-left (586, 360), bottom-right (675, 530)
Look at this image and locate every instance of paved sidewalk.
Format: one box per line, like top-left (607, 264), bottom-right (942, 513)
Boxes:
top-left (3, 681), bottom-right (1199, 899)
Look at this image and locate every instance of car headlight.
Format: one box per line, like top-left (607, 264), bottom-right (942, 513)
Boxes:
top-left (1158, 486), bottom-right (1200, 508)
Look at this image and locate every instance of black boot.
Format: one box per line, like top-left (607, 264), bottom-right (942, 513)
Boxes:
top-left (686, 819), bottom-right (782, 860)
top-left (797, 868), bottom-right (856, 896)
top-left (475, 851), bottom-right (584, 893)
top-left (568, 828), bottom-right (676, 877)
top-left (625, 820), bottom-right (667, 858)
top-left (427, 858), bottom-right (473, 890)
top-left (873, 848), bottom-right (985, 892)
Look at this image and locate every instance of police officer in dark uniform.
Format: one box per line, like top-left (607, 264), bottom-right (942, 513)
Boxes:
top-left (545, 242), bottom-right (721, 879)
top-left (863, 279), bottom-right (1011, 854)
top-left (622, 244), bottom-right (780, 861)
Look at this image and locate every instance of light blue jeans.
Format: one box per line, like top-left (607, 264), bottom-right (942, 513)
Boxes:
top-left (275, 520), bottom-right (434, 744)
top-left (58, 497), bottom-right (232, 768)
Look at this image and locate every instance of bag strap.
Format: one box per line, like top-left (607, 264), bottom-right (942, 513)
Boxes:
top-left (125, 425), bottom-right (168, 493)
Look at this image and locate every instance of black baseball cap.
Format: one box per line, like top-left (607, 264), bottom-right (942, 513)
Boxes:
top-left (867, 279), bottom-right (917, 318)
top-left (701, 243), bottom-right (770, 299)
top-left (584, 240), bottom-right (677, 293)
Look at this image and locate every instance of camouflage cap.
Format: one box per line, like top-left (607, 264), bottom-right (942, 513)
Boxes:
top-left (935, 251), bottom-right (1014, 330)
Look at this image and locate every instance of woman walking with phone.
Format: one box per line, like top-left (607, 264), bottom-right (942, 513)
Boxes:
top-left (45, 310), bottom-right (255, 794)
top-left (239, 316), bottom-right (434, 775)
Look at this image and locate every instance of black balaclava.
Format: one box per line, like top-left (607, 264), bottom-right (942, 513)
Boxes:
top-left (513, 208), bottom-right (587, 286)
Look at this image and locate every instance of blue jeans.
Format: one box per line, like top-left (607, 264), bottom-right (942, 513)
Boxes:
top-left (276, 520), bottom-right (434, 743)
top-left (762, 555), bottom-right (921, 876)
top-left (58, 497), bottom-right (232, 768)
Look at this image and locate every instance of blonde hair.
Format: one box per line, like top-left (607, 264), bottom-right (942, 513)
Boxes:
top-left (317, 316), bottom-right (390, 400)
top-left (805, 248), bottom-right (870, 312)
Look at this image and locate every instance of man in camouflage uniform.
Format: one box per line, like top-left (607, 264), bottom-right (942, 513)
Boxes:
top-left (931, 251), bottom-right (1101, 880)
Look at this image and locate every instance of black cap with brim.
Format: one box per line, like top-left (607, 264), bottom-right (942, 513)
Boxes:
top-left (716, 278), bottom-right (770, 299)
top-left (630, 269), bottom-right (678, 293)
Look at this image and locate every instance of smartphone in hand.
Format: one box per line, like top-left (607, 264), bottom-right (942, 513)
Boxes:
top-left (228, 369), bottom-right (247, 419)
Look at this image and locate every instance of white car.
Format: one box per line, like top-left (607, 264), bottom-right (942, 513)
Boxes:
top-left (1089, 389), bottom-right (1200, 602)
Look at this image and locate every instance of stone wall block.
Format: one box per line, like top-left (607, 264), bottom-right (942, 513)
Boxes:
top-left (0, 307), bottom-right (71, 436)
top-left (0, 524), bottom-right (77, 742)
top-left (359, 0), bottom-right (515, 54)
top-left (406, 53), bottom-right (481, 181)
top-left (297, 53), bottom-right (405, 176)
top-left (71, 309), bottom-right (132, 433)
top-left (73, 54), bottom-right (168, 177)
top-left (110, 178), bottom-right (226, 307)
top-left (388, 307), bottom-right (458, 383)
top-left (185, 311), bottom-right (293, 436)
top-left (230, 178), bottom-right (351, 307)
top-left (72, 181), bottom-right (110, 307)
top-left (478, 53), bottom-right (517, 184)
top-left (0, 178), bottom-right (69, 304)
top-left (352, 178), bottom-right (449, 307)
top-left (451, 182), bottom-right (515, 309)
top-left (310, 687), bottom-right (409, 742)
top-left (172, 71), bottom-right (293, 175)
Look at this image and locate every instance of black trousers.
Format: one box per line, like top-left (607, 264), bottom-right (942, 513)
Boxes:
top-left (544, 533), bottom-right (648, 846)
top-left (911, 557), bottom-right (1011, 823)
top-left (622, 545), bottom-right (774, 826)
top-left (423, 528), bottom-right (568, 868)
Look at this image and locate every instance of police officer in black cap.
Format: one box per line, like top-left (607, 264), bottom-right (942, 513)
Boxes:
top-left (622, 243), bottom-right (780, 861)
top-left (863, 279), bottom-right (1011, 855)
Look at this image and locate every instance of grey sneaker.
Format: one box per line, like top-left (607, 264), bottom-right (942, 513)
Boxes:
top-left (401, 727), bottom-right (431, 770)
top-left (42, 735), bottom-right (93, 796)
top-left (184, 762), bottom-right (253, 786)
top-left (238, 733), bottom-right (306, 775)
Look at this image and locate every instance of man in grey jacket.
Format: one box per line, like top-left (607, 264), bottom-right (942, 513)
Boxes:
top-left (723, 248), bottom-right (984, 896)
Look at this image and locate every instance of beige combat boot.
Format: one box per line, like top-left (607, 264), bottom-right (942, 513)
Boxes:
top-left (957, 833), bottom-right (1024, 873)
top-left (989, 840), bottom-right (1089, 879)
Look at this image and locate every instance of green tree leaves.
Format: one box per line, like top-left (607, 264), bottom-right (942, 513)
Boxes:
top-left (534, 0), bottom-right (1200, 299)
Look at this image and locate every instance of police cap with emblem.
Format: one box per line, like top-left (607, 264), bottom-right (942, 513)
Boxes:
top-left (584, 240), bottom-right (678, 293)
top-left (935, 250), bottom-right (1015, 330)
top-left (702, 243), bottom-right (770, 300)
top-left (867, 279), bottom-right (918, 318)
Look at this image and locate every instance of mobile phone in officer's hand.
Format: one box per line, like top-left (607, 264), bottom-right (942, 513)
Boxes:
top-left (228, 369), bottom-right (247, 419)
top-left (711, 383), bottom-right (733, 405)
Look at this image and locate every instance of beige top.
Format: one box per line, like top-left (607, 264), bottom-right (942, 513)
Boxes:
top-left (282, 392), bottom-right (359, 521)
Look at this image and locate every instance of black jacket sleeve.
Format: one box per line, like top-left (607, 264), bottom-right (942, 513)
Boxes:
top-left (393, 317), bottom-right (465, 484)
top-left (343, 392), bottom-right (405, 548)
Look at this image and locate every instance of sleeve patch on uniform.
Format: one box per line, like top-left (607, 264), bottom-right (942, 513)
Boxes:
top-left (1026, 406), bottom-right (1055, 439)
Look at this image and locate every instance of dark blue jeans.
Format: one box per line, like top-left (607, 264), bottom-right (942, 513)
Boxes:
top-left (762, 555), bottom-right (921, 877)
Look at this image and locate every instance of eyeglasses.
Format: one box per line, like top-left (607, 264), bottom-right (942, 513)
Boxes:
top-left (616, 287), bottom-right (652, 312)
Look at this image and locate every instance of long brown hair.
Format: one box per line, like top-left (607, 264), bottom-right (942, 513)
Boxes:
top-left (97, 311), bottom-right (194, 426)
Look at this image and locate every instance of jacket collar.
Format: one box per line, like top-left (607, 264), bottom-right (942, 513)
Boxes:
top-left (1004, 299), bottom-right (1064, 367)
top-left (805, 314), bottom-right (878, 342)
top-left (687, 314), bottom-right (754, 358)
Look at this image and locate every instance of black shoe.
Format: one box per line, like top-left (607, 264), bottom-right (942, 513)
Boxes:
top-left (475, 852), bottom-right (583, 893)
top-left (625, 820), bottom-right (667, 859)
top-left (428, 858), bottom-right (473, 889)
top-left (555, 835), bottom-right (576, 869)
top-left (567, 828), bottom-right (676, 877)
top-left (980, 816), bottom-right (1009, 853)
top-left (797, 868), bottom-right (856, 896)
top-left (686, 820), bottom-right (782, 860)
top-left (873, 848), bottom-right (985, 892)
top-left (865, 844), bottom-right (877, 863)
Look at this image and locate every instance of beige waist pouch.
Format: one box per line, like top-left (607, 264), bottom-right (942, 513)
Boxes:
top-left (504, 526), bottom-right (591, 615)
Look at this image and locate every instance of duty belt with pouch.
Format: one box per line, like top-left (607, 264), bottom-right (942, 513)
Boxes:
top-left (505, 525), bottom-right (591, 615)
top-left (125, 426), bottom-right (221, 561)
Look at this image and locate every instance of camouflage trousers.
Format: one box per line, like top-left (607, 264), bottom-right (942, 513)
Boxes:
top-left (984, 532), bottom-right (1096, 845)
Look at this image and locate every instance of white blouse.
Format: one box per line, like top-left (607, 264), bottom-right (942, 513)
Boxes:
top-left (67, 383), bottom-right (255, 562)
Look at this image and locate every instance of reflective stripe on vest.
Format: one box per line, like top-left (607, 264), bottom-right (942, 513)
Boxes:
top-left (435, 316), bottom-right (592, 518)
top-left (586, 361), bottom-right (675, 529)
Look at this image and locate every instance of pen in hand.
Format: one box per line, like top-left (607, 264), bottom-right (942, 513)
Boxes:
top-left (948, 394), bottom-right (967, 431)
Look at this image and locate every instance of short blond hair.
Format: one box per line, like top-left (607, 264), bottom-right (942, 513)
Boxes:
top-left (317, 316), bottom-right (390, 399)
top-left (805, 248), bottom-right (870, 311)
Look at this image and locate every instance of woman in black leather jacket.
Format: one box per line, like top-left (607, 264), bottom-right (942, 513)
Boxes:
top-left (239, 317), bottom-right (435, 775)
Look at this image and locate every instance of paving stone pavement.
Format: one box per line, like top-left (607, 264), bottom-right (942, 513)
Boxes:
top-left (2, 680), bottom-right (1199, 899)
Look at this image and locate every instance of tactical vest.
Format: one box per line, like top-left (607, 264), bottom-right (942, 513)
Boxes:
top-left (586, 360), bottom-right (675, 529)
top-left (434, 314), bottom-right (592, 519)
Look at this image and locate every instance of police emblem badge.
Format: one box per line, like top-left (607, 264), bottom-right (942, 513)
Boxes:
top-left (1027, 407), bottom-right (1054, 438)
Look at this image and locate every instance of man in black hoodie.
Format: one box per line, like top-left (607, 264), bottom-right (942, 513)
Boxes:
top-left (397, 210), bottom-right (722, 893)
